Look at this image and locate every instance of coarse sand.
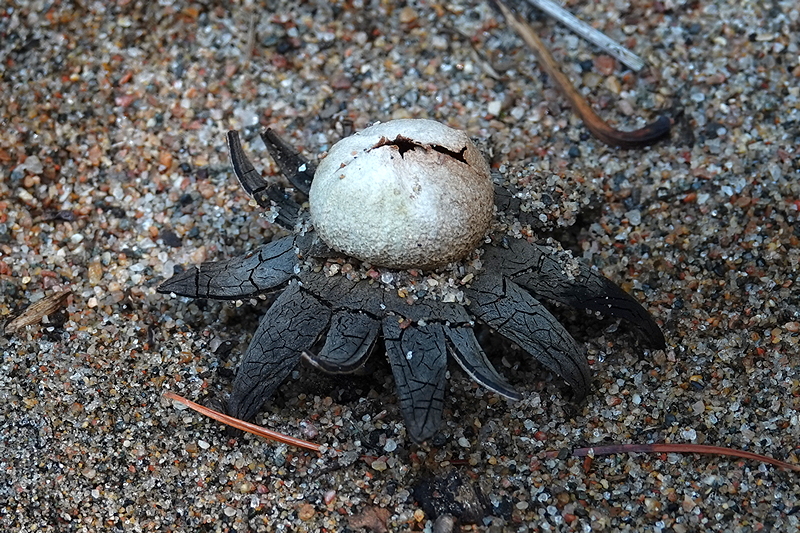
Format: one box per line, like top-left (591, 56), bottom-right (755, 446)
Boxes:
top-left (1, 1), bottom-right (799, 531)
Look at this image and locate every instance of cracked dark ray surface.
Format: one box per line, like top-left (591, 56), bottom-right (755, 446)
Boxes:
top-left (306, 310), bottom-right (379, 374)
top-left (228, 281), bottom-right (331, 423)
top-left (158, 129), bottom-right (665, 443)
top-left (383, 318), bottom-right (449, 442)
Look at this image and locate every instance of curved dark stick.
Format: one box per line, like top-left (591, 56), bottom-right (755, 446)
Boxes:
top-left (494, 0), bottom-right (671, 148)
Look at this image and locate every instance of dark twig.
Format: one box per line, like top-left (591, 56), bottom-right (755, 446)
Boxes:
top-left (491, 0), bottom-right (670, 148)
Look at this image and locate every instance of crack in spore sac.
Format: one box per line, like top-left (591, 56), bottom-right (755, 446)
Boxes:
top-left (371, 135), bottom-right (469, 164)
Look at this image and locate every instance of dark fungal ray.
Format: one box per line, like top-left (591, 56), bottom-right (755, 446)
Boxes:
top-left (227, 130), bottom-right (304, 229)
top-left (444, 325), bottom-right (521, 401)
top-left (304, 310), bottom-right (379, 374)
top-left (260, 128), bottom-right (315, 194)
top-left (464, 273), bottom-right (591, 399)
top-left (157, 234), bottom-right (312, 300)
top-left (382, 317), bottom-right (448, 443)
top-left (226, 281), bottom-right (332, 423)
top-left (298, 269), bottom-right (473, 325)
top-left (483, 239), bottom-right (666, 349)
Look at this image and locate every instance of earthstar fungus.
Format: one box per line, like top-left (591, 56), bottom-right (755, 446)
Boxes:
top-left (159, 119), bottom-right (665, 443)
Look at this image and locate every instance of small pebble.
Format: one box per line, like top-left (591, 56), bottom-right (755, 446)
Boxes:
top-left (593, 55), bottom-right (616, 75)
top-left (298, 503), bottom-right (315, 521)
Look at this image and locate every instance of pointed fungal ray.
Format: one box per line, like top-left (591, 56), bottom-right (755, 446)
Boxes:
top-left (227, 130), bottom-right (304, 228)
top-left (484, 240), bottom-right (665, 349)
top-left (260, 128), bottom-right (315, 195)
top-left (157, 234), bottom-right (312, 300)
top-left (465, 273), bottom-right (591, 398)
top-left (444, 325), bottom-right (521, 401)
top-left (226, 281), bottom-right (332, 422)
top-left (304, 310), bottom-right (379, 374)
top-left (382, 318), bottom-right (448, 443)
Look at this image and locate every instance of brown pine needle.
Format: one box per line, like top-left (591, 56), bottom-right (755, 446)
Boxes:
top-left (572, 443), bottom-right (800, 472)
top-left (163, 392), bottom-right (326, 453)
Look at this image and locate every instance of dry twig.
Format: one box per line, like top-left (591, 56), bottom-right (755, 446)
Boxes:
top-left (524, 0), bottom-right (645, 71)
top-left (492, 0), bottom-right (670, 148)
top-left (165, 394), bottom-right (798, 473)
top-left (5, 288), bottom-right (72, 335)
top-left (163, 392), bottom-right (326, 453)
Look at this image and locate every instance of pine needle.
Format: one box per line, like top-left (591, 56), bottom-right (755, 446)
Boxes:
top-left (163, 392), bottom-right (326, 453)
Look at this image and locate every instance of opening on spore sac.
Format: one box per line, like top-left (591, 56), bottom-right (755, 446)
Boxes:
top-left (372, 135), bottom-right (469, 163)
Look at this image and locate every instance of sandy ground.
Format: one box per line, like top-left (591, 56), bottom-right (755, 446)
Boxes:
top-left (1, 0), bottom-right (799, 531)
